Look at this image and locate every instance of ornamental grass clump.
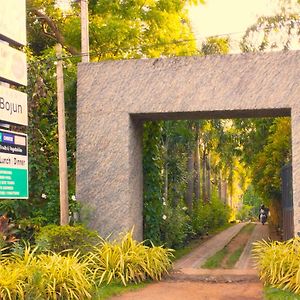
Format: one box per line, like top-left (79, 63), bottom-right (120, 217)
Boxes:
top-left (0, 245), bottom-right (93, 300)
top-left (0, 264), bottom-right (26, 299)
top-left (89, 230), bottom-right (173, 286)
top-left (252, 238), bottom-right (300, 294)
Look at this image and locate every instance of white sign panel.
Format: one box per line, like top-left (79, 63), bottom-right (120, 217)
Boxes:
top-left (0, 43), bottom-right (27, 86)
top-left (0, 86), bottom-right (28, 126)
top-left (0, 0), bottom-right (26, 46)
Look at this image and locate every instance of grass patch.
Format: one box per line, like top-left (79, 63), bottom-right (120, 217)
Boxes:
top-left (264, 286), bottom-right (300, 300)
top-left (239, 222), bottom-right (256, 234)
top-left (202, 248), bottom-right (228, 269)
top-left (201, 223), bottom-right (256, 269)
top-left (173, 223), bottom-right (233, 261)
top-left (93, 282), bottom-right (147, 299)
top-left (227, 246), bottom-right (243, 268)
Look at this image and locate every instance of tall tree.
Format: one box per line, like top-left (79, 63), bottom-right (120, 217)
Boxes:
top-left (27, 0), bottom-right (204, 58)
top-left (240, 0), bottom-right (300, 52)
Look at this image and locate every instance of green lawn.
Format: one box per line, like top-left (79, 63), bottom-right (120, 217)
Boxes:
top-left (264, 287), bottom-right (300, 300)
top-left (93, 282), bottom-right (148, 299)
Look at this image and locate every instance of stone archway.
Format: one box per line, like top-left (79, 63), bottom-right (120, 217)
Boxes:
top-left (76, 51), bottom-right (300, 240)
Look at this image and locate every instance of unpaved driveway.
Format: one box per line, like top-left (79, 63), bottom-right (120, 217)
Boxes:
top-left (110, 223), bottom-right (271, 300)
top-left (111, 281), bottom-right (263, 300)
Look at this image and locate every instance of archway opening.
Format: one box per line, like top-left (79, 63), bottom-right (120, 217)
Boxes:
top-left (140, 111), bottom-right (292, 249)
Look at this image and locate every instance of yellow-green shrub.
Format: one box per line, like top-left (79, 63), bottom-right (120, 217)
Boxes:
top-left (0, 231), bottom-right (173, 298)
top-left (253, 238), bottom-right (300, 294)
top-left (0, 265), bottom-right (25, 299)
top-left (88, 230), bottom-right (173, 286)
top-left (0, 245), bottom-right (93, 299)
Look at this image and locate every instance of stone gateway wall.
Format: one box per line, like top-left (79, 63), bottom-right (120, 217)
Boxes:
top-left (77, 50), bottom-right (300, 240)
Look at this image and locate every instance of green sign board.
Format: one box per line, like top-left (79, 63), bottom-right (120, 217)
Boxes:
top-left (0, 129), bottom-right (28, 199)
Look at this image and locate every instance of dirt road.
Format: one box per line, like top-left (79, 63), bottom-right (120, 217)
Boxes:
top-left (110, 223), bottom-right (270, 300)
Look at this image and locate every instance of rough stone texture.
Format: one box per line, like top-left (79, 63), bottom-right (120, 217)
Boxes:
top-left (77, 50), bottom-right (300, 240)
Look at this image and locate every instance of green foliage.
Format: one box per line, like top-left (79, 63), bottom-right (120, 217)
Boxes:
top-left (0, 47), bottom-right (79, 227)
top-left (35, 224), bottom-right (100, 254)
top-left (236, 204), bottom-right (253, 221)
top-left (242, 185), bottom-right (262, 217)
top-left (251, 118), bottom-right (291, 202)
top-left (192, 192), bottom-right (231, 236)
top-left (28, 0), bottom-right (200, 58)
top-left (253, 238), bottom-right (300, 294)
top-left (160, 203), bottom-right (191, 249)
top-left (143, 122), bottom-right (164, 245)
top-left (237, 185), bottom-right (263, 221)
top-left (234, 117), bottom-right (291, 228)
top-left (88, 230), bottom-right (173, 286)
top-left (201, 37), bottom-right (230, 55)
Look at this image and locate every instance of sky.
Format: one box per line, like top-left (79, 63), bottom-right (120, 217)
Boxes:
top-left (188, 0), bottom-right (280, 40)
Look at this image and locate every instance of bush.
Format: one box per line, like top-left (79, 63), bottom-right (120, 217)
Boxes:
top-left (0, 231), bottom-right (173, 299)
top-left (35, 224), bottom-right (100, 254)
top-left (160, 204), bottom-right (191, 249)
top-left (0, 245), bottom-right (93, 299)
top-left (253, 238), bottom-right (300, 294)
top-left (88, 230), bottom-right (173, 286)
top-left (236, 204), bottom-right (254, 221)
top-left (192, 193), bottom-right (231, 236)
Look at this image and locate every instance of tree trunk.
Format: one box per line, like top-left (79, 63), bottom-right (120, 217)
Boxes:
top-left (206, 153), bottom-right (211, 202)
top-left (218, 170), bottom-right (222, 200)
top-left (228, 164), bottom-right (234, 208)
top-left (185, 148), bottom-right (194, 213)
top-left (224, 181), bottom-right (228, 205)
top-left (163, 136), bottom-right (168, 204)
top-left (164, 164), bottom-right (168, 204)
top-left (194, 131), bottom-right (201, 204)
top-left (202, 149), bottom-right (207, 203)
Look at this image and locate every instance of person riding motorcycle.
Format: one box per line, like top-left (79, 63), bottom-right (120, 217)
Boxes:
top-left (259, 204), bottom-right (269, 225)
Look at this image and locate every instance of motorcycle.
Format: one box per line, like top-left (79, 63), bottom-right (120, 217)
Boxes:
top-left (260, 213), bottom-right (267, 225)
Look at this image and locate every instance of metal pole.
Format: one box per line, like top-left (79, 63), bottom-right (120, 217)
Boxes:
top-left (81, 0), bottom-right (89, 62)
top-left (55, 43), bottom-right (69, 225)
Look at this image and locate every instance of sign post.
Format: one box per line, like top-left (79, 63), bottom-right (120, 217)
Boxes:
top-left (0, 129), bottom-right (28, 199)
